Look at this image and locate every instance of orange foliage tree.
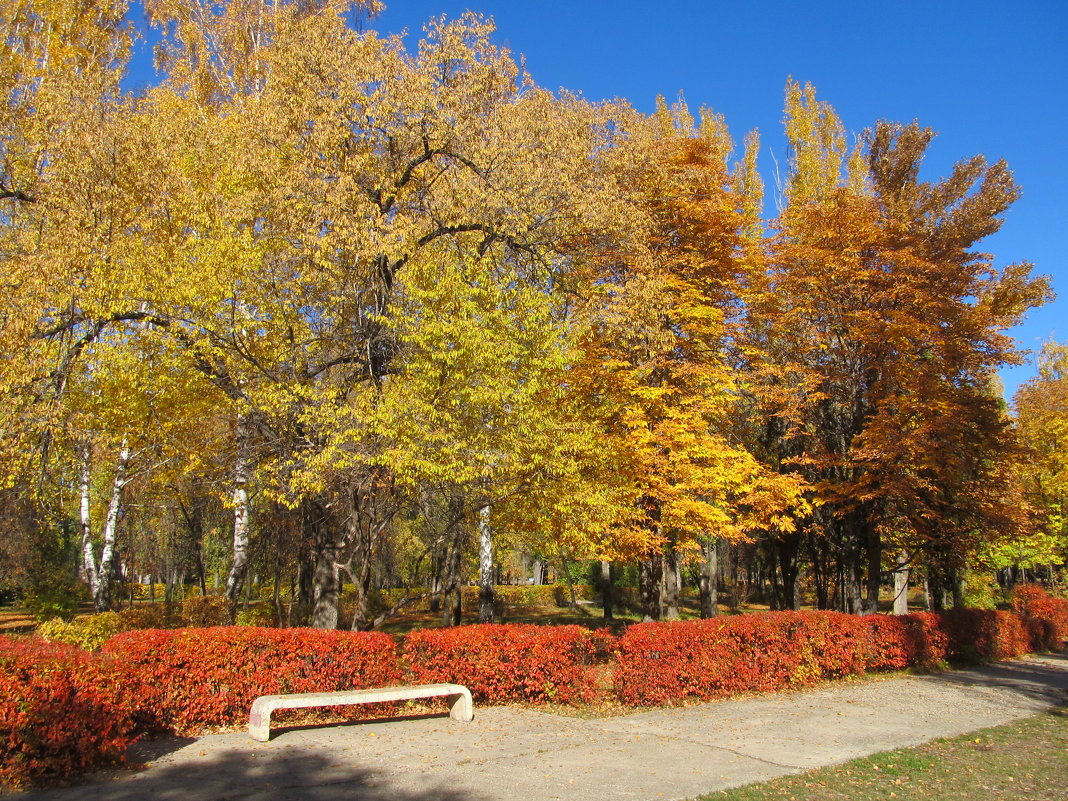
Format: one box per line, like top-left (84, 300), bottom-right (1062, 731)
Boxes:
top-left (743, 82), bottom-right (1051, 612)
top-left (570, 99), bottom-right (807, 620)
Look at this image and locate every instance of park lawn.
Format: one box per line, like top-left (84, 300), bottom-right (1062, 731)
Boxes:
top-left (699, 707), bottom-right (1068, 801)
top-left (0, 605), bottom-right (35, 633)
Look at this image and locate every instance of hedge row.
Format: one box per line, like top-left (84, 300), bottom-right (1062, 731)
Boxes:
top-left (0, 638), bottom-right (137, 788)
top-left (614, 602), bottom-right (1067, 705)
top-left (613, 611), bottom-right (869, 705)
top-left (7, 588), bottom-right (1067, 788)
top-left (404, 624), bottom-right (608, 704)
top-left (102, 627), bottom-right (400, 734)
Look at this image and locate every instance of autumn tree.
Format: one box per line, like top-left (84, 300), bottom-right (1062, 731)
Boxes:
top-left (1011, 342), bottom-right (1068, 579)
top-left (747, 81), bottom-right (1051, 613)
top-left (104, 8), bottom-right (630, 627)
top-left (573, 98), bottom-right (806, 621)
top-left (0, 0), bottom-right (141, 606)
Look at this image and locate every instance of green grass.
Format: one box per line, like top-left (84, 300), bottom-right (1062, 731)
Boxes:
top-left (697, 708), bottom-right (1068, 801)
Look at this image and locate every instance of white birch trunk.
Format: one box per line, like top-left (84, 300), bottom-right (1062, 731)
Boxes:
top-left (478, 504), bottom-right (494, 623)
top-left (79, 443), bottom-right (98, 594)
top-left (93, 437), bottom-right (130, 612)
top-left (225, 413), bottom-right (251, 601)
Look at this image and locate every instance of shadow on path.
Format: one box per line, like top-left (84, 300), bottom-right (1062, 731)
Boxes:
top-left (16, 747), bottom-right (489, 801)
top-left (917, 653), bottom-right (1068, 708)
top-left (271, 711), bottom-right (454, 740)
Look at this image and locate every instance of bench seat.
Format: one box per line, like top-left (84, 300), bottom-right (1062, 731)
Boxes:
top-left (248, 683), bottom-right (473, 741)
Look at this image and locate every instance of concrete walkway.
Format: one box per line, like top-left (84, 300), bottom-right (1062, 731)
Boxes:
top-left (16, 653), bottom-right (1068, 801)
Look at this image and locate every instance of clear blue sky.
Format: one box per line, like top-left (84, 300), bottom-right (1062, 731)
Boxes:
top-left (130, 0), bottom-right (1068, 399)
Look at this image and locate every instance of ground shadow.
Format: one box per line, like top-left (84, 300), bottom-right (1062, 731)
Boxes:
top-left (271, 710), bottom-right (453, 739)
top-left (126, 734), bottom-right (198, 765)
top-left (14, 744), bottom-right (490, 801)
top-left (918, 651), bottom-right (1068, 708)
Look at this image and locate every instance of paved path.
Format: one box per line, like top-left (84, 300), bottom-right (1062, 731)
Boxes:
top-left (16, 653), bottom-right (1068, 801)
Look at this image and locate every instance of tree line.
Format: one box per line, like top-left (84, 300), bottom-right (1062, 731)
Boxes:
top-left (1, 0), bottom-right (1062, 627)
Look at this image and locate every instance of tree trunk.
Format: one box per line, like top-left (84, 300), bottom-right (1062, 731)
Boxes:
top-left (79, 444), bottom-right (98, 593)
top-left (429, 548), bottom-right (443, 614)
top-left (893, 551), bottom-right (909, 615)
top-left (841, 533), bottom-right (864, 615)
top-left (807, 531), bottom-right (832, 610)
top-left (305, 500), bottom-right (339, 630)
top-left (478, 504), bottom-right (494, 623)
top-left (699, 537), bottom-right (718, 618)
top-left (862, 527), bottom-right (882, 615)
top-left (926, 569), bottom-right (947, 612)
top-left (164, 550), bottom-right (175, 604)
top-left (559, 549), bottom-right (578, 609)
top-left (443, 535), bottom-right (462, 627)
top-left (950, 565), bottom-right (965, 609)
top-left (225, 413), bottom-right (251, 602)
top-left (310, 541), bottom-right (339, 629)
top-left (638, 554), bottom-right (663, 621)
top-left (774, 533), bottom-right (802, 611)
top-left (601, 560), bottom-right (613, 620)
top-left (662, 546), bottom-right (681, 619)
top-left (347, 499), bottom-right (376, 631)
top-left (272, 549), bottom-right (283, 626)
top-left (91, 438), bottom-right (130, 612)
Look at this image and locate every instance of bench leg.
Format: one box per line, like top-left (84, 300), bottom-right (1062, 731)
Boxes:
top-left (249, 706), bottom-right (273, 742)
top-left (446, 690), bottom-right (473, 722)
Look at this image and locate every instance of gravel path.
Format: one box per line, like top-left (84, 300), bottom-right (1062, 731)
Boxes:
top-left (15, 652), bottom-right (1068, 801)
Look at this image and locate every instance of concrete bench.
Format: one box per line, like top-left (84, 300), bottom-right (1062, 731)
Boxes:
top-left (248, 683), bottom-right (473, 742)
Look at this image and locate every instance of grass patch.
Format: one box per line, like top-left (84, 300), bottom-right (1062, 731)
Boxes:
top-left (698, 707), bottom-right (1068, 801)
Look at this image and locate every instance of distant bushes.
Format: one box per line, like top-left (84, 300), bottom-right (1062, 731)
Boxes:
top-left (337, 584), bottom-right (599, 618)
top-left (37, 602), bottom-right (188, 650)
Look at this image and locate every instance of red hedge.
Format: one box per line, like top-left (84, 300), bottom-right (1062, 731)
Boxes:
top-left (939, 609), bottom-right (1031, 662)
top-left (0, 636), bottom-right (137, 788)
top-left (1009, 584), bottom-right (1068, 648)
top-left (102, 626), bottom-right (400, 734)
top-left (614, 611), bottom-right (869, 706)
top-left (617, 604), bottom-right (1067, 706)
top-left (403, 623), bottom-right (607, 704)
top-left (864, 612), bottom-right (951, 671)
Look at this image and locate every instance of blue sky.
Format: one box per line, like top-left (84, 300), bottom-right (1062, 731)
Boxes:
top-left (129, 0), bottom-right (1067, 399)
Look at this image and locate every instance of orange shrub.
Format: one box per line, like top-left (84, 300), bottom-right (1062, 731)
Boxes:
top-left (102, 626), bottom-right (400, 734)
top-left (403, 624), bottom-right (608, 704)
top-left (614, 611), bottom-right (869, 706)
top-left (1019, 597), bottom-right (1068, 650)
top-left (866, 612), bottom-right (952, 670)
top-left (1010, 582), bottom-right (1050, 613)
top-left (939, 609), bottom-right (1031, 662)
top-left (0, 636), bottom-right (136, 788)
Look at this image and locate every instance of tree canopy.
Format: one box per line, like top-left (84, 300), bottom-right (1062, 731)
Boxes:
top-left (0, 1), bottom-right (1055, 624)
